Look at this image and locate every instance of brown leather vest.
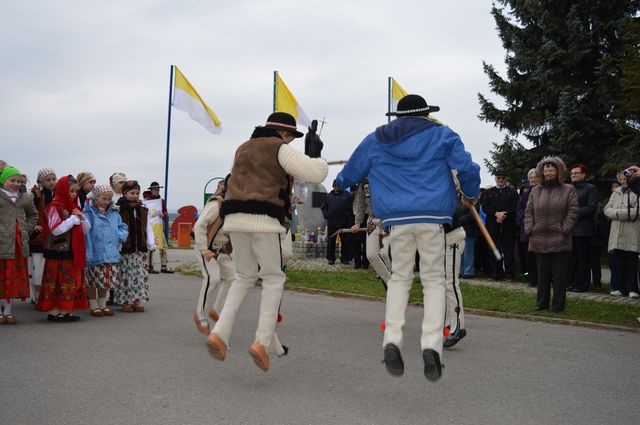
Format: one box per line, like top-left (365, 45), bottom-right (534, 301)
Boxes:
top-left (221, 137), bottom-right (289, 223)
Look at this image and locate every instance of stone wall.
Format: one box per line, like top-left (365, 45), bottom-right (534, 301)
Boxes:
top-left (292, 241), bottom-right (342, 259)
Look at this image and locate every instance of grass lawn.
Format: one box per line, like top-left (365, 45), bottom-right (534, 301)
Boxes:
top-left (284, 269), bottom-right (640, 330)
top-left (176, 262), bottom-right (639, 330)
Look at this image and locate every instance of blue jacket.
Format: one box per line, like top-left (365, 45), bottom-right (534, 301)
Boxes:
top-left (84, 200), bottom-right (128, 266)
top-left (336, 117), bottom-right (480, 227)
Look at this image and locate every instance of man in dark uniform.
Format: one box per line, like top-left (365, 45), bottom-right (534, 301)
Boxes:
top-left (481, 170), bottom-right (519, 281)
top-left (568, 164), bottom-right (597, 292)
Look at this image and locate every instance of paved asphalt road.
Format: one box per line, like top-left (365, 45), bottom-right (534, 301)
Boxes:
top-left (2, 249), bottom-right (639, 425)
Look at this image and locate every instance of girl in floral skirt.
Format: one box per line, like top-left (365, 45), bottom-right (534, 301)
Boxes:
top-left (0, 166), bottom-right (38, 324)
top-left (115, 180), bottom-right (155, 312)
top-left (84, 184), bottom-right (128, 317)
top-left (37, 175), bottom-right (90, 322)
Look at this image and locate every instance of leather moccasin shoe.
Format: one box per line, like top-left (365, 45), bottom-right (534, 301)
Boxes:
top-left (90, 308), bottom-right (104, 317)
top-left (193, 313), bottom-right (210, 335)
top-left (383, 343), bottom-right (404, 377)
top-left (206, 332), bottom-right (227, 361)
top-left (208, 310), bottom-right (219, 322)
top-left (101, 308), bottom-right (114, 317)
top-left (443, 328), bottom-right (467, 349)
top-left (5, 315), bottom-right (17, 325)
top-left (248, 341), bottom-right (270, 372)
top-left (422, 349), bottom-right (443, 382)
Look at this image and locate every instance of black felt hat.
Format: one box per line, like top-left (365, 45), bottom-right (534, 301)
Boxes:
top-left (386, 94), bottom-right (440, 117)
top-left (148, 181), bottom-right (163, 190)
top-left (264, 112), bottom-right (304, 138)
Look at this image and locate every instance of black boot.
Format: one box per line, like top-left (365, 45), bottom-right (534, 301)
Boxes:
top-left (383, 343), bottom-right (404, 377)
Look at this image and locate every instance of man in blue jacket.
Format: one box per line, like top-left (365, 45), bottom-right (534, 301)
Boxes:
top-left (336, 94), bottom-right (480, 382)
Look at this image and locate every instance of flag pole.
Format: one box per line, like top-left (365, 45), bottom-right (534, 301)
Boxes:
top-left (387, 77), bottom-right (392, 124)
top-left (273, 70), bottom-right (277, 113)
top-left (163, 64), bottom-right (174, 240)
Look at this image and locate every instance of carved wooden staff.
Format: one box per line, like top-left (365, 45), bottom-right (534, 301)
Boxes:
top-left (452, 171), bottom-right (502, 261)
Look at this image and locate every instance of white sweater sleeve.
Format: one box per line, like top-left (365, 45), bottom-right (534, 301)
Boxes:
top-left (278, 144), bottom-right (328, 184)
top-left (49, 210), bottom-right (81, 235)
top-left (193, 201), bottom-right (219, 251)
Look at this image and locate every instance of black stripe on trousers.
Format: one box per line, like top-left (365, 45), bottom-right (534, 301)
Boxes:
top-left (199, 254), bottom-right (211, 316)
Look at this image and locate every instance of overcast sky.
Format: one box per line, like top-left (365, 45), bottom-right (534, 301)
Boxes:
top-left (1, 0), bottom-right (509, 210)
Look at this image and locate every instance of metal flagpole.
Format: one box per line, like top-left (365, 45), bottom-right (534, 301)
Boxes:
top-left (163, 64), bottom-right (175, 240)
top-left (273, 70), bottom-right (277, 113)
top-left (387, 77), bottom-right (392, 124)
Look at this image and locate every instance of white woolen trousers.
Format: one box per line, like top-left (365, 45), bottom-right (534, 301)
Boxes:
top-left (212, 231), bottom-right (285, 348)
top-left (445, 239), bottom-right (465, 332)
top-left (195, 250), bottom-right (234, 320)
top-left (366, 219), bottom-right (392, 284)
top-left (383, 223), bottom-right (447, 355)
top-left (28, 253), bottom-right (45, 300)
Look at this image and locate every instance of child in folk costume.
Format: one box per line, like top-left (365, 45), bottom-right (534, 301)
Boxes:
top-left (206, 112), bottom-right (328, 372)
top-left (84, 184), bottom-right (128, 317)
top-left (351, 178), bottom-right (392, 284)
top-left (192, 186), bottom-right (235, 334)
top-left (143, 181), bottom-right (174, 274)
top-left (115, 180), bottom-right (155, 312)
top-left (37, 175), bottom-right (91, 322)
top-left (0, 166), bottom-right (38, 324)
top-left (109, 172), bottom-right (127, 207)
top-left (443, 198), bottom-right (469, 349)
top-left (28, 168), bottom-right (57, 304)
top-left (76, 171), bottom-right (96, 210)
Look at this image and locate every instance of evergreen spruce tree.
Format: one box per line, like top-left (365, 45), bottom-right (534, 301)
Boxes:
top-left (479, 0), bottom-right (640, 184)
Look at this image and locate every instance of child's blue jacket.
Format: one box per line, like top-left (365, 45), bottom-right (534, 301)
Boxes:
top-left (84, 200), bottom-right (128, 266)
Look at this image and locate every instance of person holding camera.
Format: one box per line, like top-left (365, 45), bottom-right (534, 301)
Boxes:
top-left (624, 166), bottom-right (639, 195)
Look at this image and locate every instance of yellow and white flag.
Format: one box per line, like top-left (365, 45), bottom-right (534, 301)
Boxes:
top-left (171, 66), bottom-right (222, 135)
top-left (390, 78), bottom-right (408, 112)
top-left (274, 72), bottom-right (311, 127)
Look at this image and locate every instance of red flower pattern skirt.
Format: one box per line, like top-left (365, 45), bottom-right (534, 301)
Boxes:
top-left (37, 259), bottom-right (89, 311)
top-left (0, 224), bottom-right (30, 301)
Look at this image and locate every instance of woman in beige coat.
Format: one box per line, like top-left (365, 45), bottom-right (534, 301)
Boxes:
top-left (524, 157), bottom-right (578, 312)
top-left (604, 172), bottom-right (640, 298)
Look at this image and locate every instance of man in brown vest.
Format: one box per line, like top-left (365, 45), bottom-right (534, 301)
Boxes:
top-left (206, 112), bottom-right (328, 372)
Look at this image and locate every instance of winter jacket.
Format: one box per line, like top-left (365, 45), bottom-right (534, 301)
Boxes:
top-left (458, 202), bottom-right (478, 240)
top-left (336, 116), bottom-right (480, 228)
top-left (353, 180), bottom-right (373, 224)
top-left (571, 181), bottom-right (597, 237)
top-left (0, 191), bottom-right (38, 258)
top-left (117, 198), bottom-right (154, 253)
top-left (482, 185), bottom-right (519, 235)
top-left (84, 200), bottom-right (128, 266)
top-left (604, 187), bottom-right (640, 253)
top-left (321, 189), bottom-right (353, 228)
top-left (524, 182), bottom-right (578, 254)
top-left (517, 189), bottom-right (531, 242)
